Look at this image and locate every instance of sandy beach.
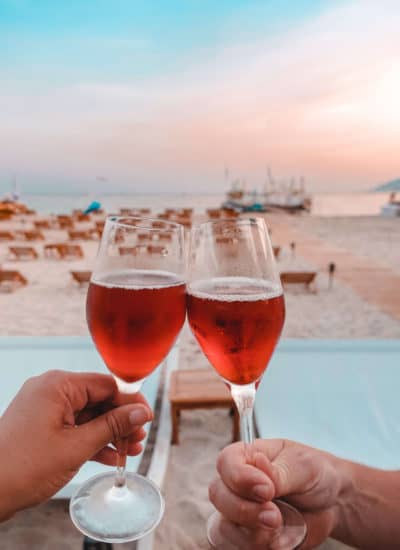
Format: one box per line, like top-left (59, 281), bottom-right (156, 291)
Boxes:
top-left (0, 210), bottom-right (399, 548)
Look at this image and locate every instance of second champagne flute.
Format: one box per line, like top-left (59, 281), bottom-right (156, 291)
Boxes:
top-left (186, 218), bottom-right (307, 549)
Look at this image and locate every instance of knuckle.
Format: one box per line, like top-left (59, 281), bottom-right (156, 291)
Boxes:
top-left (208, 478), bottom-right (219, 505)
top-left (106, 412), bottom-right (124, 441)
top-left (237, 499), bottom-right (250, 526)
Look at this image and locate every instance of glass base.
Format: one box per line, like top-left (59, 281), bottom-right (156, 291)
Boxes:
top-left (207, 500), bottom-right (306, 549)
top-left (69, 471), bottom-right (164, 543)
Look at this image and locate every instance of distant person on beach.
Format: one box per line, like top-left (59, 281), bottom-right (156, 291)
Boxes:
top-left (209, 440), bottom-right (400, 549)
top-left (0, 370), bottom-right (151, 521)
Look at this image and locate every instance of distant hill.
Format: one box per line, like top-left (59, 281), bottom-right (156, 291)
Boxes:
top-left (374, 178), bottom-right (400, 192)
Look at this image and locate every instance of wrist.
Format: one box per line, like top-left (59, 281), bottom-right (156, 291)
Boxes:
top-left (329, 455), bottom-right (355, 540)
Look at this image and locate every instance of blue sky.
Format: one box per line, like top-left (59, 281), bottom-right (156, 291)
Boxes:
top-left (1, 0), bottom-right (399, 194)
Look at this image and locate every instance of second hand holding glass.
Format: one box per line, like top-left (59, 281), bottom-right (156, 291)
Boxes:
top-left (186, 218), bottom-right (307, 549)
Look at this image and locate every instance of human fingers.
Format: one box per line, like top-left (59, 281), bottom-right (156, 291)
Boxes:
top-left (209, 477), bottom-right (281, 529)
top-left (74, 403), bottom-right (151, 463)
top-left (217, 442), bottom-right (275, 502)
top-left (92, 442), bottom-right (144, 466)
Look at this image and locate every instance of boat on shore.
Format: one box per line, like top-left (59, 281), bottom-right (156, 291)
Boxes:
top-left (223, 178), bottom-right (312, 213)
top-left (381, 193), bottom-right (400, 217)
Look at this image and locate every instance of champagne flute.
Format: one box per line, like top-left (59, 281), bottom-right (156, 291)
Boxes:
top-left (186, 218), bottom-right (306, 549)
top-left (70, 216), bottom-right (186, 543)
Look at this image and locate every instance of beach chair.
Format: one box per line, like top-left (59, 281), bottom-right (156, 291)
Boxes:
top-left (255, 340), bottom-right (400, 470)
top-left (70, 271), bottom-right (91, 286)
top-left (0, 231), bottom-right (15, 241)
top-left (158, 232), bottom-right (173, 242)
top-left (20, 230), bottom-right (45, 241)
top-left (0, 270), bottom-right (28, 292)
top-left (57, 216), bottom-right (74, 229)
top-left (43, 243), bottom-right (63, 259)
top-left (147, 245), bottom-right (167, 255)
top-left (9, 246), bottom-right (38, 261)
top-left (0, 336), bottom-right (179, 550)
top-left (119, 245), bottom-right (144, 256)
top-left (137, 232), bottom-right (153, 242)
top-left (138, 208), bottom-right (151, 214)
top-left (280, 271), bottom-right (317, 292)
top-left (221, 209), bottom-right (240, 219)
top-left (68, 230), bottom-right (93, 241)
top-left (151, 221), bottom-right (167, 229)
top-left (34, 220), bottom-right (51, 230)
top-left (169, 368), bottom-right (239, 445)
top-left (207, 209), bottom-right (221, 219)
top-left (58, 244), bottom-right (84, 260)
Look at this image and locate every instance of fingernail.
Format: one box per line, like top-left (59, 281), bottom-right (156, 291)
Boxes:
top-left (129, 407), bottom-right (150, 425)
top-left (259, 509), bottom-right (280, 528)
top-left (252, 484), bottom-right (270, 502)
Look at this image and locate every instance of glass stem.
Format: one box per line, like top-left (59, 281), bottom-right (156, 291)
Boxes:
top-left (230, 382), bottom-right (256, 446)
top-left (115, 438), bottom-right (128, 488)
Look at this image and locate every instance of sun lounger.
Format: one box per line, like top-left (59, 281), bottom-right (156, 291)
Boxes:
top-left (158, 232), bottom-right (172, 242)
top-left (207, 209), bottom-right (221, 219)
top-left (57, 216), bottom-right (74, 229)
top-left (9, 246), bottom-right (38, 261)
top-left (44, 243), bottom-right (84, 259)
top-left (0, 231), bottom-right (15, 241)
top-left (70, 271), bottom-right (92, 286)
top-left (147, 245), bottom-right (167, 255)
top-left (0, 270), bottom-right (28, 292)
top-left (169, 368), bottom-right (239, 445)
top-left (255, 340), bottom-right (400, 469)
top-left (59, 244), bottom-right (84, 260)
top-left (34, 220), bottom-right (51, 230)
top-left (280, 271), bottom-right (317, 291)
top-left (221, 209), bottom-right (240, 219)
top-left (68, 230), bottom-right (94, 241)
top-left (119, 245), bottom-right (145, 256)
top-left (20, 230), bottom-right (45, 241)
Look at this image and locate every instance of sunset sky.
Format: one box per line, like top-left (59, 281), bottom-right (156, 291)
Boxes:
top-left (1, 0), bottom-right (399, 194)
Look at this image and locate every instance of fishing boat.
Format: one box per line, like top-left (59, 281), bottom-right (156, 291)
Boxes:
top-left (223, 175), bottom-right (312, 213)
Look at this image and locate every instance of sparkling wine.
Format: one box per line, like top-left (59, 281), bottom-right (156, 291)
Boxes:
top-left (87, 270), bottom-right (186, 382)
top-left (187, 277), bottom-right (285, 385)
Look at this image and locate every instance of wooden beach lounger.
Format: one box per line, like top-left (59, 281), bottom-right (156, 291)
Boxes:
top-left (9, 246), bottom-right (38, 261)
top-left (0, 231), bottom-right (15, 241)
top-left (0, 336), bottom-right (178, 550)
top-left (207, 209), bottom-right (221, 219)
top-left (59, 244), bottom-right (84, 260)
top-left (70, 270), bottom-right (91, 286)
top-left (44, 243), bottom-right (84, 260)
top-left (20, 230), bottom-right (45, 241)
top-left (147, 245), bottom-right (167, 255)
top-left (280, 271), bottom-right (317, 292)
top-left (68, 229), bottom-right (94, 241)
top-left (169, 368), bottom-right (239, 445)
top-left (0, 270), bottom-right (28, 292)
top-left (34, 220), bottom-right (51, 230)
top-left (119, 245), bottom-right (145, 256)
top-left (57, 215), bottom-right (74, 229)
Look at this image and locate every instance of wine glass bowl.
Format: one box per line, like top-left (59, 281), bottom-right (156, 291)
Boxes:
top-left (70, 215), bottom-right (186, 542)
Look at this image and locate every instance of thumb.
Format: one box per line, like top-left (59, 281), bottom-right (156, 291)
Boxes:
top-left (74, 404), bottom-right (151, 462)
top-left (271, 446), bottom-right (313, 499)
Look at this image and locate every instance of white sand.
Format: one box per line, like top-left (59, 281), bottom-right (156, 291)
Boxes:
top-left (0, 212), bottom-right (399, 549)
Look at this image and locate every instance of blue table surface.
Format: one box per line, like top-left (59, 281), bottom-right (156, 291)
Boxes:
top-left (255, 339), bottom-right (400, 469)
